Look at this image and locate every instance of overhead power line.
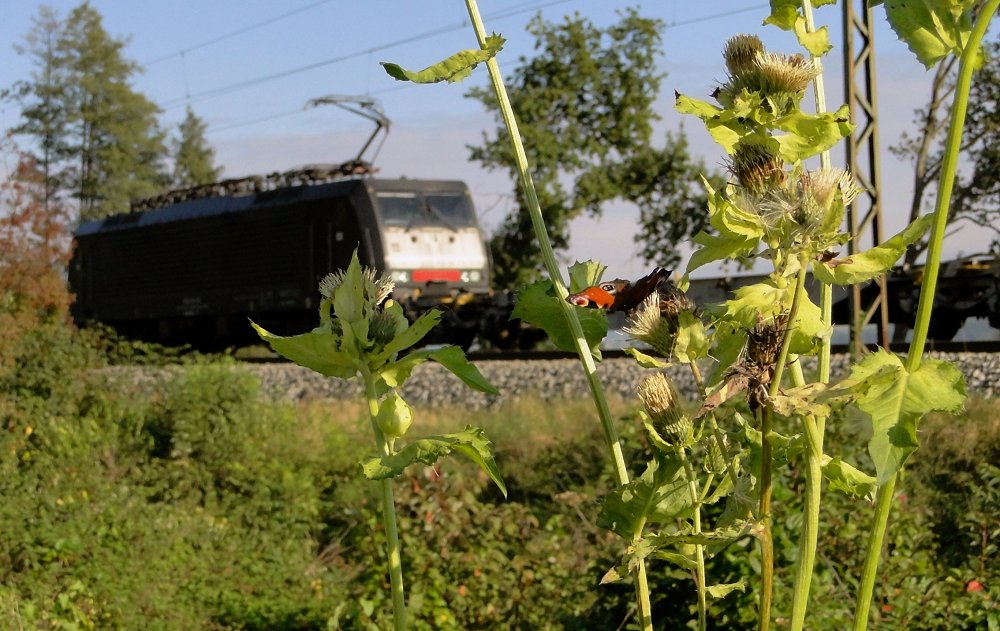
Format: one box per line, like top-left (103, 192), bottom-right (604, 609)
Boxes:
top-left (162, 0), bottom-right (573, 109)
top-left (143, 0), bottom-right (336, 66)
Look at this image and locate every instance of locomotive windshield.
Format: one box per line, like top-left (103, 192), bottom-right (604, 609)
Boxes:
top-left (376, 192), bottom-right (476, 230)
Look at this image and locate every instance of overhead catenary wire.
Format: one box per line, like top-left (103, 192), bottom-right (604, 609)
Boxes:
top-left (142, 0), bottom-right (336, 66)
top-left (202, 2), bottom-right (771, 134)
top-left (161, 0), bottom-right (575, 109)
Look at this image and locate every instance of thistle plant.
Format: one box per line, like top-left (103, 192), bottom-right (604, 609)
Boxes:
top-left (375, 0), bottom-right (996, 629)
top-left (252, 251), bottom-right (505, 630)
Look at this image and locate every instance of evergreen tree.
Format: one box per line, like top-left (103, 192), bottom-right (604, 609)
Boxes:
top-left (8, 6), bottom-right (72, 212)
top-left (467, 9), bottom-right (713, 288)
top-left (172, 106), bottom-right (222, 188)
top-left (10, 2), bottom-right (168, 221)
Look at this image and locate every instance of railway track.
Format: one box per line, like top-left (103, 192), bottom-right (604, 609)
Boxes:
top-left (237, 339), bottom-right (1000, 363)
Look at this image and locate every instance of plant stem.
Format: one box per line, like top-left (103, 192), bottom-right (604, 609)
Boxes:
top-left (462, 2), bottom-right (650, 628)
top-left (679, 449), bottom-right (708, 631)
top-left (362, 368), bottom-right (407, 631)
top-left (790, 414), bottom-right (824, 631)
top-left (853, 4), bottom-right (999, 629)
top-left (758, 255), bottom-right (810, 631)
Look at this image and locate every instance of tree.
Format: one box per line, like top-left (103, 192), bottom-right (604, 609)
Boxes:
top-left (7, 6), bottom-right (72, 212)
top-left (891, 32), bottom-right (1000, 263)
top-left (172, 106), bottom-right (222, 188)
top-left (10, 2), bottom-right (169, 221)
top-left (467, 9), bottom-right (713, 288)
top-left (0, 135), bottom-right (73, 377)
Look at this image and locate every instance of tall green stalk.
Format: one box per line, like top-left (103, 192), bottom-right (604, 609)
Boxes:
top-left (462, 1), bottom-right (652, 628)
top-left (679, 449), bottom-right (708, 631)
top-left (789, 3), bottom-right (833, 628)
top-left (362, 367), bottom-right (407, 631)
top-left (852, 3), bottom-right (1000, 628)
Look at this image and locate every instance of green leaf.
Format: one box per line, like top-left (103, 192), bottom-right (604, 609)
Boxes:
top-left (424, 345), bottom-right (499, 395)
top-left (852, 349), bottom-right (966, 484)
top-left (683, 231), bottom-right (757, 278)
top-left (370, 308), bottom-right (443, 365)
top-left (568, 260), bottom-right (607, 293)
top-left (880, 0), bottom-right (975, 68)
top-left (773, 106), bottom-right (854, 162)
top-left (813, 214), bottom-right (933, 284)
top-left (794, 21), bottom-right (832, 57)
top-left (379, 345), bottom-right (499, 396)
top-left (675, 93), bottom-right (748, 154)
top-left (822, 456), bottom-right (877, 500)
top-left (674, 310), bottom-right (709, 363)
top-left (597, 453), bottom-right (693, 538)
top-left (512, 280), bottom-right (606, 359)
top-left (706, 580), bottom-right (748, 600)
top-left (252, 321), bottom-right (358, 378)
top-left (764, 0), bottom-right (800, 30)
top-left (381, 33), bottom-right (505, 83)
top-left (361, 426), bottom-right (506, 496)
top-left (625, 347), bottom-right (670, 368)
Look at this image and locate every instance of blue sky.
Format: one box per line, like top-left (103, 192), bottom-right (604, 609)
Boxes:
top-left (1, 1), bottom-right (989, 281)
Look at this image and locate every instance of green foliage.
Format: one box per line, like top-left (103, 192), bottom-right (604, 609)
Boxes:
top-left (466, 9), bottom-right (714, 287)
top-left (16, 3), bottom-right (169, 220)
top-left (381, 33), bottom-right (505, 83)
top-left (172, 106), bottom-right (221, 188)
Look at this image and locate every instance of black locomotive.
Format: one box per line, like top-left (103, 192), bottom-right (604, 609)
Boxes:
top-left (69, 171), bottom-right (513, 350)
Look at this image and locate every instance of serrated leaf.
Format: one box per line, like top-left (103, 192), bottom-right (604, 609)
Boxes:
top-left (880, 0), bottom-right (974, 68)
top-left (597, 453), bottom-right (693, 538)
top-left (362, 426), bottom-right (506, 496)
top-left (568, 260), bottom-right (607, 293)
top-left (773, 106), bottom-right (854, 162)
top-left (512, 280), bottom-right (606, 359)
top-left (252, 321), bottom-right (358, 378)
top-left (794, 21), bottom-right (832, 56)
top-left (822, 456), bottom-right (877, 499)
top-left (764, 0), bottom-right (800, 30)
top-left (852, 349), bottom-right (966, 483)
top-left (813, 214), bottom-right (933, 284)
top-left (381, 33), bottom-right (505, 83)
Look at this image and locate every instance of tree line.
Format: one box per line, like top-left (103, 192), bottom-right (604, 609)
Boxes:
top-left (4, 2), bottom-right (220, 223)
top-left (3, 2), bottom-right (998, 285)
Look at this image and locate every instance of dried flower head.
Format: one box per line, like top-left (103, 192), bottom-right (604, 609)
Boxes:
top-left (723, 34), bottom-right (766, 78)
top-left (637, 372), bottom-right (693, 447)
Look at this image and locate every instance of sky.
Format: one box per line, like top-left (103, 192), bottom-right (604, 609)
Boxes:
top-left (1, 0), bottom-right (994, 284)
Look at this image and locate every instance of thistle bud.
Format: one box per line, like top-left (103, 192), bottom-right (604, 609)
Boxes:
top-left (704, 433), bottom-right (729, 474)
top-left (731, 140), bottom-right (785, 195)
top-left (754, 51), bottom-right (821, 96)
top-left (723, 34), bottom-right (766, 79)
top-left (376, 391), bottom-right (413, 439)
top-left (623, 293), bottom-right (676, 357)
top-left (637, 373), bottom-right (692, 447)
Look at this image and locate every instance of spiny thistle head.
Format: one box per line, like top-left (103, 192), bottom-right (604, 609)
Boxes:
top-left (623, 293), bottom-right (675, 357)
top-left (637, 372), bottom-right (692, 447)
top-left (319, 267), bottom-right (395, 306)
top-left (730, 139), bottom-right (785, 194)
top-left (723, 34), bottom-right (766, 78)
top-left (704, 432), bottom-right (729, 474)
top-left (759, 168), bottom-right (861, 237)
top-left (754, 51), bottom-right (821, 95)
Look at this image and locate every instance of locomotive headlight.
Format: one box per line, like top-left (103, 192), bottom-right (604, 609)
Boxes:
top-left (469, 270), bottom-right (481, 282)
top-left (391, 270), bottom-right (409, 283)
top-left (460, 271), bottom-right (470, 282)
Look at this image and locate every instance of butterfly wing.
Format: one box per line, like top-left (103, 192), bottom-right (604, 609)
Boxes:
top-left (610, 267), bottom-right (670, 312)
